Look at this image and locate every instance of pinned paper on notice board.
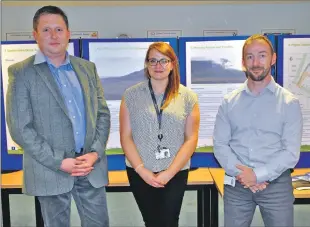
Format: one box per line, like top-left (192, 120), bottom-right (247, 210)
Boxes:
top-left (147, 30), bottom-right (182, 38)
top-left (261, 28), bottom-right (295, 36)
top-left (203, 30), bottom-right (238, 37)
top-left (70, 31), bottom-right (98, 39)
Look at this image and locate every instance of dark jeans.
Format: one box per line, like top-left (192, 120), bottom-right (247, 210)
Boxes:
top-left (126, 167), bottom-right (189, 227)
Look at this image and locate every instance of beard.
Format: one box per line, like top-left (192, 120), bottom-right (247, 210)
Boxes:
top-left (245, 66), bottom-right (271, 82)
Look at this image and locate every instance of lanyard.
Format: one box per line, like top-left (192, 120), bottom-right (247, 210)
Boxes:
top-left (148, 79), bottom-right (168, 142)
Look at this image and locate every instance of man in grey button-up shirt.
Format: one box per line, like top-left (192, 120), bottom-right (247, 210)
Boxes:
top-left (213, 34), bottom-right (303, 227)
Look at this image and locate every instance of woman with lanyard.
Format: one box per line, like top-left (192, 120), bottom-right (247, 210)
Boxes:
top-left (119, 42), bottom-right (200, 227)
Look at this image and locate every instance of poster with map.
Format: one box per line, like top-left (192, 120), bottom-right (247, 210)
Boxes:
top-left (282, 36), bottom-right (310, 146)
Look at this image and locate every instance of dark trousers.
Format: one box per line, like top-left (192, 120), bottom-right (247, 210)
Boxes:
top-left (126, 167), bottom-right (189, 227)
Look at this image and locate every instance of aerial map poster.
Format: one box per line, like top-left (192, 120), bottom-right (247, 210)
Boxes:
top-left (185, 39), bottom-right (246, 150)
top-left (2, 42), bottom-right (75, 154)
top-left (282, 37), bottom-right (310, 146)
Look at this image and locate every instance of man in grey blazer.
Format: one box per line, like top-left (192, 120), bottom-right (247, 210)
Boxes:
top-left (6, 5), bottom-right (111, 227)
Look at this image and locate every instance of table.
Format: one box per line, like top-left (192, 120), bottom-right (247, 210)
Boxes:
top-left (2, 168), bottom-right (217, 227)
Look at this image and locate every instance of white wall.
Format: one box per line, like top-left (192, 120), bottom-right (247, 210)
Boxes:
top-left (1, 1), bottom-right (310, 40)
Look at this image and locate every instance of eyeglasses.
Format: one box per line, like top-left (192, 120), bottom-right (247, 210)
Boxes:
top-left (147, 58), bottom-right (171, 67)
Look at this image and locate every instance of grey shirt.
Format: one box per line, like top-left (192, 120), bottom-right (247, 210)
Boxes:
top-left (124, 81), bottom-right (198, 172)
top-left (213, 78), bottom-right (303, 183)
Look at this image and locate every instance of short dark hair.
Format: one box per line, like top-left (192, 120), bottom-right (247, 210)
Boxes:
top-left (33, 5), bottom-right (69, 31)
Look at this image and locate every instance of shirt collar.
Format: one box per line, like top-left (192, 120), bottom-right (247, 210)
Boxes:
top-left (242, 76), bottom-right (276, 95)
top-left (265, 77), bottom-right (276, 93)
top-left (34, 50), bottom-right (71, 67)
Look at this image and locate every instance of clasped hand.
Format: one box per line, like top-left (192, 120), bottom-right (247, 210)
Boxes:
top-left (236, 164), bottom-right (268, 193)
top-left (136, 167), bottom-right (175, 188)
top-left (60, 152), bottom-right (98, 177)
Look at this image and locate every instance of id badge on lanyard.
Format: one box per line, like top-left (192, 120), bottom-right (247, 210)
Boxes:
top-left (148, 80), bottom-right (171, 160)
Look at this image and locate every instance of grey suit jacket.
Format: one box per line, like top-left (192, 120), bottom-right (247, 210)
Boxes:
top-left (6, 55), bottom-right (111, 196)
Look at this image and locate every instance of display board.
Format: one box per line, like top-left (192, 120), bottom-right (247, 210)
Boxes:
top-left (1, 40), bottom-right (80, 170)
top-left (179, 35), bottom-right (276, 152)
top-left (277, 35), bottom-right (310, 149)
top-left (81, 38), bottom-right (178, 155)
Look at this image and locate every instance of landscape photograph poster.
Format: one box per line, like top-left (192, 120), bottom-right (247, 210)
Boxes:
top-left (88, 41), bottom-right (168, 154)
top-left (185, 40), bottom-right (246, 151)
